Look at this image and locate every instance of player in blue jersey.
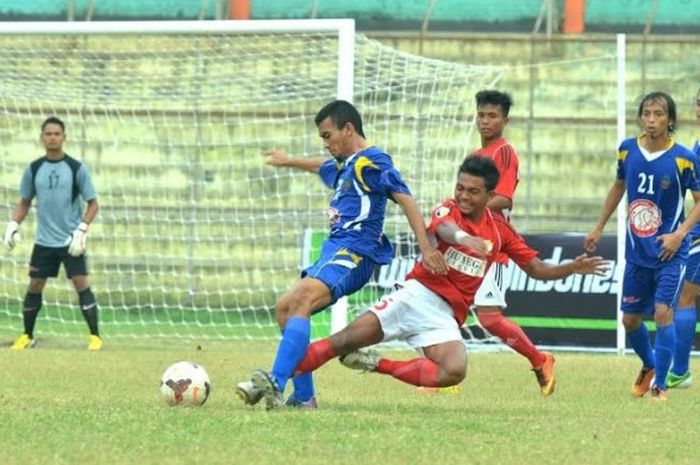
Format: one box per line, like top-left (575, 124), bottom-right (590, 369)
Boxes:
top-left (235, 100), bottom-right (448, 409)
top-left (585, 92), bottom-right (700, 400)
top-left (4, 117), bottom-right (102, 351)
top-left (666, 87), bottom-right (700, 389)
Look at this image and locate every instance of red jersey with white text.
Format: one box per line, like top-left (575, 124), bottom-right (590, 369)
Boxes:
top-left (407, 198), bottom-right (538, 325)
top-left (473, 138), bottom-right (520, 264)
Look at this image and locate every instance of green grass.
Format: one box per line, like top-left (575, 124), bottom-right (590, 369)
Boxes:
top-left (1, 339), bottom-right (698, 465)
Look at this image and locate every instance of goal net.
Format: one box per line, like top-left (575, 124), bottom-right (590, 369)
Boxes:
top-left (0, 20), bottom-right (508, 343)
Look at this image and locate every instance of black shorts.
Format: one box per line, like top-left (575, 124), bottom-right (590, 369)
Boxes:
top-left (29, 244), bottom-right (88, 279)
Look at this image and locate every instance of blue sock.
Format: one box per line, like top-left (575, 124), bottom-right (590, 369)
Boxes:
top-left (280, 325), bottom-right (315, 403)
top-left (672, 306), bottom-right (697, 376)
top-left (270, 317), bottom-right (310, 393)
top-left (291, 372), bottom-right (316, 402)
top-left (654, 323), bottom-right (676, 390)
top-left (627, 323), bottom-right (655, 369)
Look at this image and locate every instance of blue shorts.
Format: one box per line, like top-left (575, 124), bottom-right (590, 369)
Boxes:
top-left (621, 260), bottom-right (686, 315)
top-left (302, 241), bottom-right (377, 306)
top-left (685, 237), bottom-right (700, 286)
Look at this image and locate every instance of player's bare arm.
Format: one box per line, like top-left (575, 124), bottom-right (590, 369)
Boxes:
top-left (392, 192), bottom-right (448, 275)
top-left (435, 221), bottom-right (490, 258)
top-left (263, 149), bottom-right (325, 173)
top-left (523, 254), bottom-right (609, 280)
top-left (657, 189), bottom-right (700, 261)
top-left (486, 193), bottom-right (512, 212)
top-left (584, 179), bottom-right (625, 252)
top-left (12, 198), bottom-right (31, 224)
top-left (83, 198), bottom-right (99, 225)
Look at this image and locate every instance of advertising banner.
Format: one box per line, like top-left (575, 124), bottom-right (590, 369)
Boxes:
top-left (304, 230), bottom-right (699, 349)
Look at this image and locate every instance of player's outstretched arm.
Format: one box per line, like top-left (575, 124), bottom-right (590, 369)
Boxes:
top-left (584, 179), bottom-right (625, 252)
top-left (523, 254), bottom-right (609, 281)
top-left (656, 190), bottom-right (700, 261)
top-left (263, 149), bottom-right (326, 173)
top-left (392, 192), bottom-right (448, 275)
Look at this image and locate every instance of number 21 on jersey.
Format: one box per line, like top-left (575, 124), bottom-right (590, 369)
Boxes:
top-left (637, 173), bottom-right (655, 195)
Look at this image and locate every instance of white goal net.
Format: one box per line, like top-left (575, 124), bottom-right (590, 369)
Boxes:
top-left (0, 20), bottom-right (506, 342)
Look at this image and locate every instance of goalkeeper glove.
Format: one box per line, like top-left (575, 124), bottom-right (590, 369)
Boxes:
top-left (67, 222), bottom-right (89, 257)
top-left (3, 220), bottom-right (20, 251)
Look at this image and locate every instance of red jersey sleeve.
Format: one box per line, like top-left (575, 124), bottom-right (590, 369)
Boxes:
top-left (491, 144), bottom-right (519, 201)
top-left (426, 199), bottom-right (462, 234)
top-left (496, 217), bottom-right (538, 268)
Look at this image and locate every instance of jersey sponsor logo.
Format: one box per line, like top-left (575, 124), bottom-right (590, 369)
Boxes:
top-left (628, 199), bottom-right (661, 238)
top-left (444, 247), bottom-right (486, 277)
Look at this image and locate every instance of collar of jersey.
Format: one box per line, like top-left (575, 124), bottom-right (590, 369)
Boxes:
top-left (342, 146), bottom-right (379, 167)
top-left (636, 135), bottom-right (674, 162)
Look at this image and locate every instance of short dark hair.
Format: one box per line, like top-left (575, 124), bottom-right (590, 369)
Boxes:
top-left (637, 91), bottom-right (677, 133)
top-left (459, 155), bottom-right (500, 191)
top-left (475, 90), bottom-right (513, 117)
top-left (41, 116), bottom-right (65, 133)
top-left (314, 100), bottom-right (365, 138)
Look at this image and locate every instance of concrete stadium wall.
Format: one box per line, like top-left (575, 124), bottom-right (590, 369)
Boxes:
top-left (2, 1), bottom-right (700, 31)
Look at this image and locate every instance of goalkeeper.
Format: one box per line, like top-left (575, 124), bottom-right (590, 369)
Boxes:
top-left (236, 100), bottom-right (448, 409)
top-left (287, 156), bottom-right (607, 393)
top-left (5, 117), bottom-right (102, 351)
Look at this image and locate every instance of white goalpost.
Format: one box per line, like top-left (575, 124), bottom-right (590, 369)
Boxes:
top-left (0, 20), bottom-right (505, 342)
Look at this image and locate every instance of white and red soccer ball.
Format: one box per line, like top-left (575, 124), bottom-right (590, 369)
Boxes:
top-left (160, 361), bottom-right (211, 407)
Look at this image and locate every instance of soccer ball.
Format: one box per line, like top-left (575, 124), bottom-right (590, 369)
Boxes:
top-left (160, 361), bottom-right (211, 407)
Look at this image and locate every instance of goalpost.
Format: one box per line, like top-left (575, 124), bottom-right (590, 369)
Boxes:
top-left (0, 20), bottom-right (505, 342)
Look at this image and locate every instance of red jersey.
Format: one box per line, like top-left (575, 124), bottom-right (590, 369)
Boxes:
top-left (473, 137), bottom-right (520, 263)
top-left (407, 198), bottom-right (538, 325)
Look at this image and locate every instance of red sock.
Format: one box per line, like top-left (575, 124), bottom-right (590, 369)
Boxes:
top-left (376, 357), bottom-right (440, 387)
top-left (478, 311), bottom-right (546, 368)
top-left (294, 338), bottom-right (336, 375)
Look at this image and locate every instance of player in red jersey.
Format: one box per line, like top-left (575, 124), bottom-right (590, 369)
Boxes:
top-left (471, 90), bottom-right (557, 396)
top-left (288, 156), bottom-right (607, 391)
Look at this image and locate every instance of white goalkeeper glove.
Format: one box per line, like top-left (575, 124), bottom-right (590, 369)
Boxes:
top-left (67, 222), bottom-right (89, 257)
top-left (3, 220), bottom-right (20, 251)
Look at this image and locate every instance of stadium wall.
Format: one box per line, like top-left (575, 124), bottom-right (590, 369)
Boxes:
top-left (3, 0), bottom-right (700, 32)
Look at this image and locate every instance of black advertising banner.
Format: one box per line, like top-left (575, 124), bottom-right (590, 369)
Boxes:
top-left (305, 230), bottom-right (699, 349)
top-left (502, 234), bottom-right (618, 348)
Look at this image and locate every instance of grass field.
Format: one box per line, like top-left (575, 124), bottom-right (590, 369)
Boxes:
top-left (1, 338), bottom-right (699, 465)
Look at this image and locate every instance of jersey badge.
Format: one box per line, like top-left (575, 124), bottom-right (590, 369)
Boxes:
top-left (629, 199), bottom-right (661, 238)
top-left (660, 175), bottom-right (671, 190)
top-left (434, 205), bottom-right (450, 218)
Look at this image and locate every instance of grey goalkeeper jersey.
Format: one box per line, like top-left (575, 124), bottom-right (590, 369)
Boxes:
top-left (19, 155), bottom-right (97, 248)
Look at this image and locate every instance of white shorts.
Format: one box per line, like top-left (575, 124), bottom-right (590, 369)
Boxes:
top-left (367, 279), bottom-right (462, 349)
top-left (473, 262), bottom-right (508, 309)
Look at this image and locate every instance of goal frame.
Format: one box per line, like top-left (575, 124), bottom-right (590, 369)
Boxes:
top-left (0, 22), bottom-right (632, 353)
top-left (0, 18), bottom-right (356, 336)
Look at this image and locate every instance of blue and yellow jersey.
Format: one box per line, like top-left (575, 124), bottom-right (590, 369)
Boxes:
top-left (689, 139), bottom-right (700, 243)
top-left (617, 136), bottom-right (700, 267)
top-left (317, 146), bottom-right (411, 264)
